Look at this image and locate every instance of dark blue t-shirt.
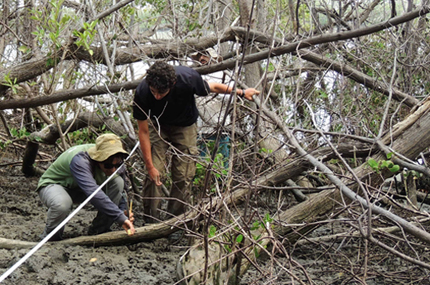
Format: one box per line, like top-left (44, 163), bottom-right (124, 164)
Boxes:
top-left (133, 66), bottom-right (210, 126)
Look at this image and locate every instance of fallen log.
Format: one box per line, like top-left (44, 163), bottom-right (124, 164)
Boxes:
top-left (0, 216), bottom-right (190, 249)
top-left (0, 238), bottom-right (36, 249)
top-left (295, 217), bottom-right (430, 246)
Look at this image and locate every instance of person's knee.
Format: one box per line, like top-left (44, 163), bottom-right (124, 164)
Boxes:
top-left (111, 176), bottom-right (124, 190)
top-left (106, 176), bottom-right (124, 204)
top-left (50, 197), bottom-right (72, 214)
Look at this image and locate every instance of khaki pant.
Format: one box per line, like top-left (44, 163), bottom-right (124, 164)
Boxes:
top-left (143, 122), bottom-right (198, 222)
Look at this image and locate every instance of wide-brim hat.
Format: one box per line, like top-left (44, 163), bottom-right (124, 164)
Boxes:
top-left (87, 133), bottom-right (128, 162)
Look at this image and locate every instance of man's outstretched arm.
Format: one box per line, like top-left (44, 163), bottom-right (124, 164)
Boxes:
top-left (208, 82), bottom-right (260, 101)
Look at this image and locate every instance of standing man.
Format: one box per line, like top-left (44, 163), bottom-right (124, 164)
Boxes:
top-left (37, 133), bottom-right (135, 241)
top-left (133, 61), bottom-right (260, 222)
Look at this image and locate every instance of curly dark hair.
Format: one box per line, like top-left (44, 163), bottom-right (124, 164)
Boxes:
top-left (145, 61), bottom-right (176, 92)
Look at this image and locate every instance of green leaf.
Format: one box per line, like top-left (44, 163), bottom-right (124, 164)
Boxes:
top-left (236, 234), bottom-right (243, 243)
top-left (208, 225), bottom-right (216, 238)
top-left (264, 213), bottom-right (273, 224)
top-left (46, 57), bottom-right (55, 67)
top-left (18, 45), bottom-right (30, 53)
top-left (367, 158), bottom-right (378, 169)
top-left (253, 234), bottom-right (261, 240)
top-left (319, 90), bottom-right (328, 99)
top-left (224, 245), bottom-right (232, 253)
top-left (60, 14), bottom-right (71, 25)
top-left (254, 247), bottom-right (260, 258)
top-left (10, 128), bottom-right (18, 137)
top-left (389, 165), bottom-right (400, 173)
top-left (251, 221), bottom-right (260, 230)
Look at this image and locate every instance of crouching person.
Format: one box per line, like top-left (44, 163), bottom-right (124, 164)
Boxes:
top-left (37, 133), bottom-right (135, 241)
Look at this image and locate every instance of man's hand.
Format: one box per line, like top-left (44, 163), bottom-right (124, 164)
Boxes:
top-left (124, 210), bottom-right (135, 223)
top-left (148, 166), bottom-right (162, 186)
top-left (243, 88), bottom-right (260, 101)
top-left (122, 219), bottom-right (135, 236)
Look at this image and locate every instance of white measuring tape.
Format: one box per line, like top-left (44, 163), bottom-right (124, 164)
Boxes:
top-left (0, 140), bottom-right (140, 283)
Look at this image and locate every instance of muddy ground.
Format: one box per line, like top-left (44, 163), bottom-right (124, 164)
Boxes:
top-left (2, 143), bottom-right (430, 284)
top-left (0, 151), bottom-right (187, 285)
